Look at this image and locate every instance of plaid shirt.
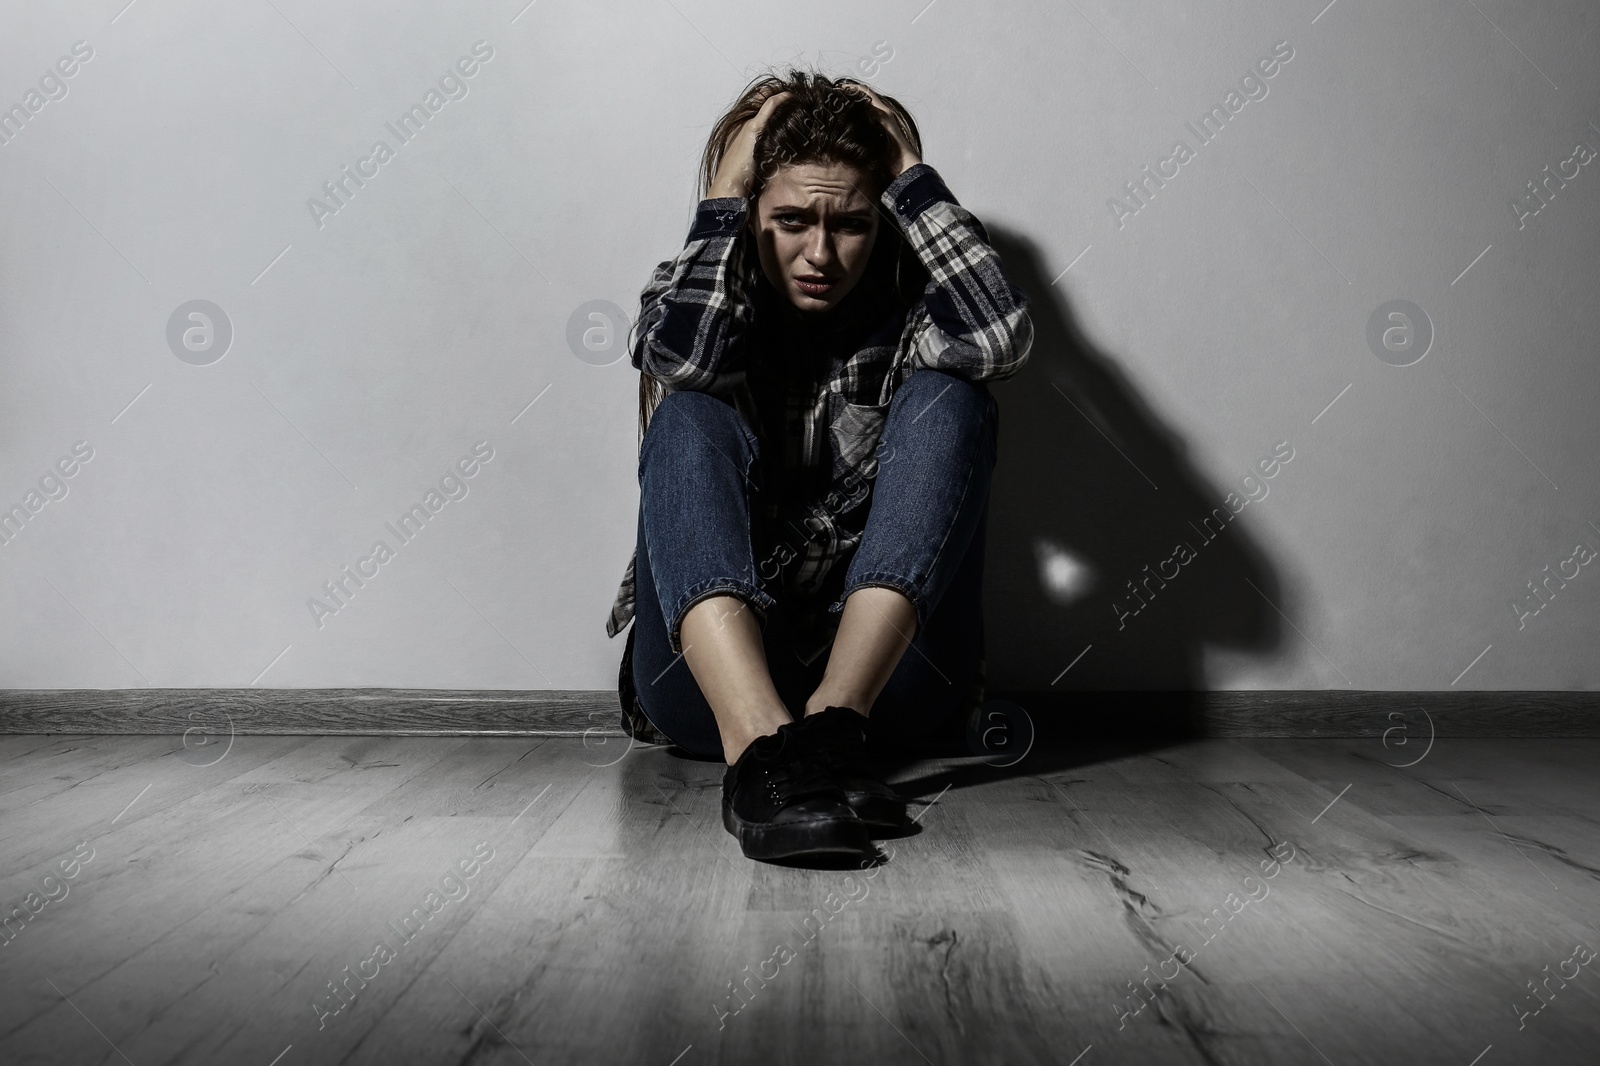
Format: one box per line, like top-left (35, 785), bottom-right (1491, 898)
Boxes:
top-left (606, 163), bottom-right (1032, 671)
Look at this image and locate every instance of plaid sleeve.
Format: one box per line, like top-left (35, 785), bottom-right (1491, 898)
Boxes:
top-left (883, 163), bottom-right (1033, 382)
top-left (632, 196), bottom-right (755, 396)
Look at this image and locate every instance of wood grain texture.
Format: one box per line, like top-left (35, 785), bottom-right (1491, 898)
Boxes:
top-left (0, 688), bottom-right (616, 736)
top-left (3, 689), bottom-right (1599, 737)
top-left (0, 732), bottom-right (1595, 1064)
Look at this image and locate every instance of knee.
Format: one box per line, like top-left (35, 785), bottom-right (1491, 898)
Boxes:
top-left (888, 370), bottom-right (997, 451)
top-left (640, 389), bottom-right (757, 475)
top-left (899, 369), bottom-right (995, 420)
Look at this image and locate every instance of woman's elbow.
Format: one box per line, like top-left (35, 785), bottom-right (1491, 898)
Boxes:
top-left (994, 310), bottom-right (1034, 378)
top-left (638, 341), bottom-right (695, 388)
top-left (641, 345), bottom-right (730, 396)
top-left (964, 311), bottom-right (1035, 382)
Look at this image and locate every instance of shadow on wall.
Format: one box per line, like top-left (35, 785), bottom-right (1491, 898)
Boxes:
top-left (981, 227), bottom-right (1286, 694)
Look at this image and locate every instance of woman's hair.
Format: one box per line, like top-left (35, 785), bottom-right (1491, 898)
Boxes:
top-left (697, 70), bottom-right (921, 204)
top-left (635, 69), bottom-right (924, 443)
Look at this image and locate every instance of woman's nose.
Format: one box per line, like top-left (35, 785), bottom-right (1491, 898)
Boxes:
top-left (805, 231), bottom-right (835, 266)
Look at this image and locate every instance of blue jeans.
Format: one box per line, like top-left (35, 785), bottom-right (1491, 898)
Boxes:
top-left (630, 368), bottom-right (998, 759)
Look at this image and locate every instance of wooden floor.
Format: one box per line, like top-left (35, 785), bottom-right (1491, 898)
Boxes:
top-left (0, 731), bottom-right (1596, 1065)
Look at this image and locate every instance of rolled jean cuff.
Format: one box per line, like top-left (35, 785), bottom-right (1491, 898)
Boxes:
top-left (828, 573), bottom-right (928, 635)
top-left (667, 578), bottom-right (778, 657)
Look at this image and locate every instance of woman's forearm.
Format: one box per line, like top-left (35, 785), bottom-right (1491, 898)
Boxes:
top-left (633, 197), bottom-right (755, 394)
top-left (885, 163), bottom-right (1033, 382)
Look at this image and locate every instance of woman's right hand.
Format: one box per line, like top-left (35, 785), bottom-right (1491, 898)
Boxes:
top-left (708, 90), bottom-right (791, 200)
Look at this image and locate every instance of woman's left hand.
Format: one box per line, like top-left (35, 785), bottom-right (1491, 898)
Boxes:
top-left (845, 82), bottom-right (922, 178)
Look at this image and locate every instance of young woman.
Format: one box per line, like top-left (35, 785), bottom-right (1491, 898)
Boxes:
top-left (605, 70), bottom-right (1033, 863)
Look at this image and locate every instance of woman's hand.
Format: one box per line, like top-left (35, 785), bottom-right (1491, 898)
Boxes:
top-left (843, 82), bottom-right (922, 178)
top-left (708, 90), bottom-right (792, 200)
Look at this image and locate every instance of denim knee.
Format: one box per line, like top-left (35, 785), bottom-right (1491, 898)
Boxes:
top-left (888, 368), bottom-right (999, 442)
top-left (639, 389), bottom-right (760, 481)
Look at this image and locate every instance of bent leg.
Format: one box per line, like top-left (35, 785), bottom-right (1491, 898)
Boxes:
top-left (637, 390), bottom-right (776, 655)
top-left (630, 390), bottom-right (797, 763)
top-left (832, 368), bottom-right (999, 634)
top-left (808, 369), bottom-right (998, 730)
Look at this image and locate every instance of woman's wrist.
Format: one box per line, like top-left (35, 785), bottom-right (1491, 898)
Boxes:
top-left (707, 179), bottom-right (749, 200)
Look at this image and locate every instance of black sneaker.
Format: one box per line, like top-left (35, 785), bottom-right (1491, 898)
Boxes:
top-left (722, 721), bottom-right (871, 862)
top-left (792, 706), bottom-right (908, 834)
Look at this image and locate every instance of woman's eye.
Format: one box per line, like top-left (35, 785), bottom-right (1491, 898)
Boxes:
top-left (776, 214), bottom-right (804, 227)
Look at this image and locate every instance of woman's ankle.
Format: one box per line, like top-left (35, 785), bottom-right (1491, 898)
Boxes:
top-left (804, 686), bottom-right (872, 719)
top-left (720, 709), bottom-right (793, 765)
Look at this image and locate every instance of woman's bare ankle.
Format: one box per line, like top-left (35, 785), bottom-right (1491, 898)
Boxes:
top-left (804, 687), bottom-right (871, 719)
top-left (721, 707), bottom-right (793, 765)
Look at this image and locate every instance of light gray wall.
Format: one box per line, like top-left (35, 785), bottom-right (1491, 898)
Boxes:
top-left (1, 0), bottom-right (1596, 691)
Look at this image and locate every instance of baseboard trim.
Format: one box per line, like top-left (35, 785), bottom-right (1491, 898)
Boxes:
top-left (1, 689), bottom-right (1596, 738)
top-left (0, 689), bottom-right (612, 737)
top-left (1001, 690), bottom-right (1600, 739)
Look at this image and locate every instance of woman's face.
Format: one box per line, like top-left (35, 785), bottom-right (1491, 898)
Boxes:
top-left (750, 161), bottom-right (881, 313)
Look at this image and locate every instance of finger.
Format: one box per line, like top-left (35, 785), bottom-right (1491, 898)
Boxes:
top-left (851, 83), bottom-right (889, 110)
top-left (744, 92), bottom-right (790, 141)
top-left (849, 85), bottom-right (897, 124)
top-left (755, 90), bottom-right (792, 118)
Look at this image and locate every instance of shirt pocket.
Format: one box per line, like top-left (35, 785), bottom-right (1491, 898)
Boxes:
top-left (827, 395), bottom-right (889, 480)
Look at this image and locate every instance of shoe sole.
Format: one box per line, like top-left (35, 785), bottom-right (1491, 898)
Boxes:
top-left (723, 803), bottom-right (872, 861)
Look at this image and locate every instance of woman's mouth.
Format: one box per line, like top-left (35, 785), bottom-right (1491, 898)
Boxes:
top-left (794, 275), bottom-right (836, 297)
